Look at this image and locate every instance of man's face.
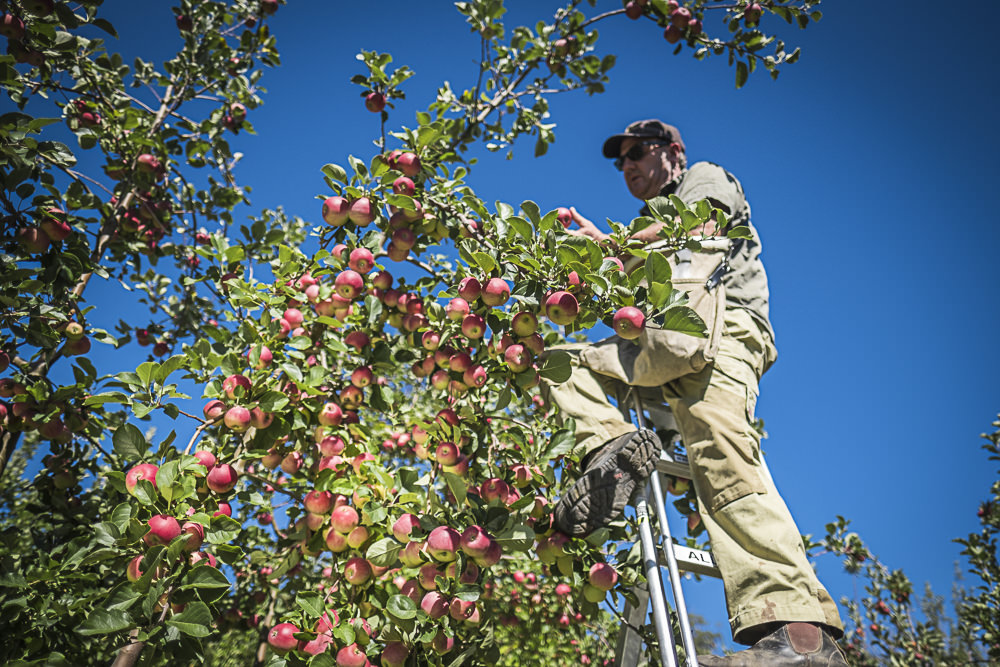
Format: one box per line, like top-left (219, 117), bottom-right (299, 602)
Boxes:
top-left (619, 137), bottom-right (680, 201)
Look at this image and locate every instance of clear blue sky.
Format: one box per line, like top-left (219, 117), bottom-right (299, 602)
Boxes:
top-left (65, 0), bottom-right (1000, 650)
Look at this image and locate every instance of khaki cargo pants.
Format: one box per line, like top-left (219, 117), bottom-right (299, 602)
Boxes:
top-left (542, 307), bottom-right (843, 643)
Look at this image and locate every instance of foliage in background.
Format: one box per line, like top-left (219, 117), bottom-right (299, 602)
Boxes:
top-left (805, 416), bottom-right (1000, 666)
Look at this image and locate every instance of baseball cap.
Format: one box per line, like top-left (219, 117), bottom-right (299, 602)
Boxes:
top-left (602, 119), bottom-right (685, 159)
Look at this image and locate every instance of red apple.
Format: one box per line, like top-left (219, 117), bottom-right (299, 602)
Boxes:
top-left (461, 313), bottom-right (486, 339)
top-left (348, 247), bottom-right (375, 273)
top-left (457, 277), bottom-right (481, 302)
top-left (343, 557), bottom-right (372, 585)
top-left (381, 642), bottom-right (409, 667)
top-left (193, 450), bottom-right (216, 471)
top-left (180, 521), bottom-right (205, 552)
top-left (330, 505), bottom-right (359, 534)
top-left (206, 463), bottom-right (239, 493)
top-left (462, 364), bottom-right (487, 388)
top-left (348, 197), bottom-right (375, 226)
top-left (624, 1), bottom-right (643, 19)
top-left (459, 525), bottom-right (492, 558)
top-left (126, 463), bottom-right (159, 495)
top-left (322, 196), bottom-right (350, 226)
top-left (223, 406), bottom-right (251, 432)
top-left (589, 562), bottom-right (619, 590)
top-left (396, 152), bottom-right (421, 178)
top-left (664, 25), bottom-right (682, 43)
top-left (392, 513), bottom-right (421, 543)
top-left (418, 590), bottom-right (448, 619)
top-left (40, 208), bottom-right (72, 242)
top-left (318, 402), bottom-right (343, 426)
top-left (481, 278), bottom-right (510, 307)
top-left (144, 514), bottom-right (182, 547)
top-left (268, 622), bottom-right (299, 654)
top-left (334, 270), bottom-right (364, 300)
top-left (670, 6), bottom-right (691, 28)
top-left (351, 366), bottom-right (373, 388)
top-left (304, 490), bottom-right (334, 515)
top-left (556, 207), bottom-right (573, 228)
top-left (392, 176), bottom-right (415, 196)
top-left (336, 643), bottom-right (368, 667)
top-left (222, 374), bottom-right (251, 400)
top-left (364, 91), bottom-right (386, 113)
top-left (612, 306), bottom-right (645, 340)
top-left (503, 344), bottom-right (531, 373)
top-left (250, 407), bottom-right (273, 429)
top-left (0, 14), bottom-right (26, 40)
top-left (426, 526), bottom-right (460, 562)
top-left (545, 290), bottom-right (579, 325)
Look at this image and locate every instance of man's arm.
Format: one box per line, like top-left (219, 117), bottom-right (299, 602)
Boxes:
top-left (565, 207), bottom-right (715, 247)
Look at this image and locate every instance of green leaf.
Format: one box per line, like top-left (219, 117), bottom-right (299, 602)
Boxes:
top-left (91, 17), bottom-right (118, 37)
top-left (735, 61), bottom-right (749, 89)
top-left (166, 601), bottom-right (213, 637)
top-left (136, 361), bottom-right (157, 387)
top-left (155, 355), bottom-right (187, 383)
top-left (646, 196), bottom-right (677, 221)
top-left (365, 538), bottom-right (403, 568)
top-left (538, 350), bottom-right (572, 384)
top-left (644, 252), bottom-right (672, 286)
top-left (180, 566), bottom-right (231, 590)
top-left (258, 390), bottom-right (289, 412)
top-left (206, 515), bottom-right (242, 545)
top-left (545, 428), bottom-right (575, 461)
top-left (386, 594), bottom-right (417, 620)
top-left (520, 200), bottom-right (541, 226)
top-left (657, 305), bottom-right (706, 337)
top-left (726, 225), bottom-right (753, 240)
top-left (495, 521), bottom-right (534, 551)
top-left (76, 609), bottom-right (134, 636)
top-left (155, 460), bottom-right (178, 501)
top-left (110, 503), bottom-right (132, 532)
top-left (296, 591), bottom-right (325, 618)
top-left (322, 163), bottom-right (348, 183)
top-left (648, 282), bottom-right (672, 309)
top-left (442, 471), bottom-right (467, 507)
top-left (471, 252), bottom-right (497, 274)
top-left (113, 423), bottom-right (148, 461)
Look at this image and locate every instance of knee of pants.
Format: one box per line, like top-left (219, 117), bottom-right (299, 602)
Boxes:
top-left (671, 372), bottom-right (767, 513)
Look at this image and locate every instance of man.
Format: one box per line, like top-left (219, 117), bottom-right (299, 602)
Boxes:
top-left (545, 120), bottom-right (848, 666)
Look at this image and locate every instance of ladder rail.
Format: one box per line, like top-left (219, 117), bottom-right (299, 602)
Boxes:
top-left (632, 392), bottom-right (701, 667)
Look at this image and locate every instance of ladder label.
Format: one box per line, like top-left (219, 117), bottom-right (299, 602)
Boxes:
top-left (682, 548), bottom-right (713, 565)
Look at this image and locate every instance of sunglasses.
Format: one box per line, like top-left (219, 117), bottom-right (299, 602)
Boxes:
top-left (614, 140), bottom-right (666, 171)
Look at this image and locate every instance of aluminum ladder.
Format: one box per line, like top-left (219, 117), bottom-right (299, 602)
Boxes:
top-left (614, 389), bottom-right (722, 667)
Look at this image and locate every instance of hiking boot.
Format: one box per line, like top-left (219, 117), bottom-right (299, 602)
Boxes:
top-left (698, 623), bottom-right (849, 666)
top-left (553, 428), bottom-right (660, 537)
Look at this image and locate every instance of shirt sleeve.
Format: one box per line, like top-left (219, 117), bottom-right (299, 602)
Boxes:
top-left (674, 162), bottom-right (745, 216)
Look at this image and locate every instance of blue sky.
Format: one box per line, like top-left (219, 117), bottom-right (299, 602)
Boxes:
top-left (55, 0), bottom-right (1000, 651)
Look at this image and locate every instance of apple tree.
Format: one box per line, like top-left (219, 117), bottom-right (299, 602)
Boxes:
top-left (803, 415), bottom-right (1000, 666)
top-left (0, 0), bottom-right (823, 665)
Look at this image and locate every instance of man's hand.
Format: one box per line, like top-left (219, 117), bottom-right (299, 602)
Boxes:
top-left (564, 207), bottom-right (611, 245)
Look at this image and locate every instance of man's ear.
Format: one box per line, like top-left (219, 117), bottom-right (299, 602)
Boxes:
top-left (668, 142), bottom-right (684, 160)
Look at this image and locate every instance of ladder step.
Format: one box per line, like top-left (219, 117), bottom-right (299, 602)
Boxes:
top-left (655, 453), bottom-right (692, 480)
top-left (660, 543), bottom-right (722, 579)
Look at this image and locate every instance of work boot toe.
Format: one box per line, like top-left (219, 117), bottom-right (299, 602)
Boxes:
top-left (698, 623), bottom-right (848, 667)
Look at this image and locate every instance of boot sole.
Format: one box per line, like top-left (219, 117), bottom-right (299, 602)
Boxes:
top-left (554, 429), bottom-right (661, 537)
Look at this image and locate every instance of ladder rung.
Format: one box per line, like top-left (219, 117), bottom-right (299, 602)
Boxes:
top-left (656, 454), bottom-right (692, 479)
top-left (660, 543), bottom-right (722, 579)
